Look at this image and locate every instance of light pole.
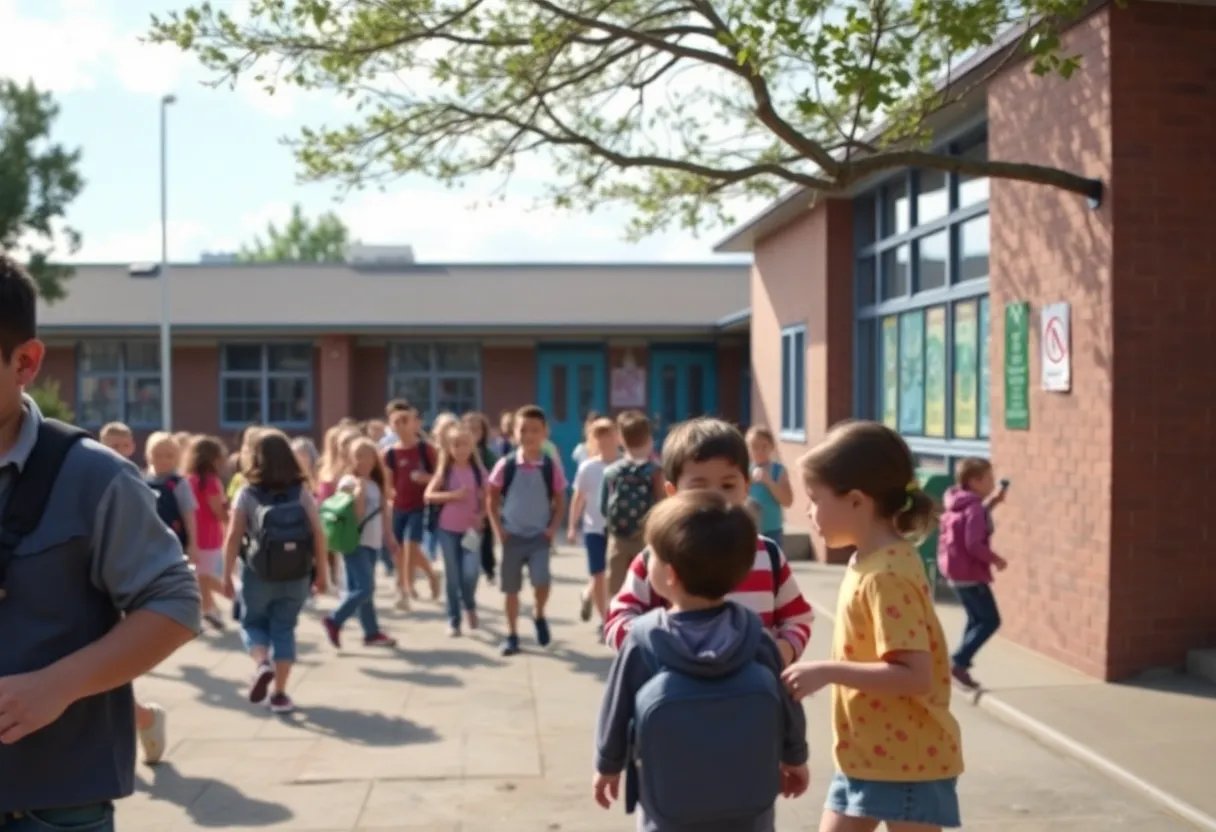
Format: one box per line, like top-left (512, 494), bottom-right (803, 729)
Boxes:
top-left (159, 93), bottom-right (176, 430)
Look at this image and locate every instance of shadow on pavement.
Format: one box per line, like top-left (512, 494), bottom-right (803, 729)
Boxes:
top-left (282, 704), bottom-right (440, 746)
top-left (139, 762), bottom-right (293, 827)
top-left (542, 645), bottom-right (612, 682)
top-left (362, 665), bottom-right (462, 688)
top-left (1118, 669), bottom-right (1216, 701)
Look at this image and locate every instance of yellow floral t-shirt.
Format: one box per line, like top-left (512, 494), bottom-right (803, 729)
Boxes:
top-left (830, 541), bottom-right (963, 781)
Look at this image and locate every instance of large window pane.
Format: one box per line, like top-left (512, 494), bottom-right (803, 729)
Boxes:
top-left (793, 330), bottom-right (805, 431)
top-left (389, 375), bottom-right (433, 419)
top-left (268, 344), bottom-right (311, 373)
top-left (126, 376), bottom-right (162, 426)
top-left (268, 376), bottom-right (310, 424)
top-left (390, 344), bottom-right (433, 372)
top-left (917, 170), bottom-right (949, 225)
top-left (898, 311), bottom-right (925, 434)
top-left (223, 345), bottom-right (263, 372)
top-left (435, 343), bottom-right (479, 372)
top-left (978, 297), bottom-right (991, 438)
top-left (952, 301), bottom-right (979, 439)
top-left (79, 377), bottom-right (121, 425)
top-left (880, 317), bottom-right (899, 429)
top-left (125, 342), bottom-right (161, 372)
top-left (924, 307), bottom-right (947, 438)
top-left (881, 245), bottom-right (910, 299)
top-left (79, 343), bottom-right (121, 374)
top-left (857, 257), bottom-right (876, 306)
top-left (437, 376), bottom-right (479, 415)
top-left (958, 141), bottom-right (989, 207)
top-left (551, 366), bottom-right (569, 422)
top-left (660, 366), bottom-right (678, 425)
top-left (959, 215), bottom-right (989, 281)
top-left (882, 178), bottom-right (910, 236)
top-left (855, 195), bottom-right (877, 248)
top-left (223, 377), bottom-right (263, 425)
top-left (917, 231), bottom-right (949, 292)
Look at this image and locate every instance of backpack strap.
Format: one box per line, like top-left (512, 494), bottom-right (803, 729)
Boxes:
top-left (417, 440), bottom-right (434, 474)
top-left (762, 536), bottom-right (783, 598)
top-left (540, 455), bottom-right (556, 503)
top-left (0, 419), bottom-right (89, 597)
top-left (385, 448), bottom-right (396, 471)
top-left (500, 456), bottom-right (518, 500)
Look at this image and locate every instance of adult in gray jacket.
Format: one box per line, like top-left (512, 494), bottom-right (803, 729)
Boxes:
top-left (0, 255), bottom-right (201, 830)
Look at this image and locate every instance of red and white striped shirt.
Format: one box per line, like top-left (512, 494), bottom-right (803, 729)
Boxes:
top-left (603, 536), bottom-right (815, 656)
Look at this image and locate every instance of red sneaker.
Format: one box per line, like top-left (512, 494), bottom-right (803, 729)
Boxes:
top-left (951, 665), bottom-right (979, 690)
top-left (321, 616), bottom-right (341, 649)
top-left (364, 633), bottom-right (398, 647)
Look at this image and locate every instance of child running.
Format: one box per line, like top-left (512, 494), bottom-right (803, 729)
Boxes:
top-left (487, 404), bottom-right (567, 656)
top-left (185, 436), bottom-right (230, 631)
top-left (938, 457), bottom-right (1008, 691)
top-left (782, 420), bottom-right (963, 831)
top-left (746, 426), bottom-right (794, 548)
top-left (223, 429), bottom-right (330, 714)
top-left (425, 422), bottom-right (486, 637)
top-left (593, 489), bottom-right (809, 830)
top-left (603, 418), bottom-right (814, 666)
top-left (567, 417), bottom-right (619, 634)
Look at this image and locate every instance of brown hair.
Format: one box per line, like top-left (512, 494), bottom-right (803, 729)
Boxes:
top-left (956, 457), bottom-right (992, 489)
top-left (99, 422), bottom-right (132, 442)
top-left (590, 418), bottom-right (616, 440)
top-left (385, 398), bottom-right (416, 418)
top-left (745, 426), bottom-right (776, 446)
top-left (245, 428), bottom-right (307, 492)
top-left (617, 410), bottom-right (651, 449)
top-left (515, 404), bottom-right (547, 426)
top-left (184, 435), bottom-right (225, 479)
top-left (349, 436), bottom-right (388, 494)
top-left (644, 490), bottom-right (757, 600)
top-left (462, 411), bottom-right (492, 451)
top-left (661, 417), bottom-right (750, 484)
top-left (799, 420), bottom-right (939, 540)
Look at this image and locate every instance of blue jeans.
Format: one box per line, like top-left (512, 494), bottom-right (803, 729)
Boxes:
top-left (952, 583), bottom-right (1001, 670)
top-left (2, 803), bottom-right (115, 831)
top-left (436, 529), bottom-right (479, 627)
top-left (331, 546), bottom-right (382, 638)
top-left (239, 565), bottom-right (310, 662)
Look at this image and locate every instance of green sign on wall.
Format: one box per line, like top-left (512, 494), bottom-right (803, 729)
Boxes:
top-left (1004, 302), bottom-right (1030, 430)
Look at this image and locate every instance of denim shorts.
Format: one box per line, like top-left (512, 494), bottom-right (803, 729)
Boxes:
top-left (393, 508), bottom-right (426, 544)
top-left (238, 566), bottom-right (310, 662)
top-left (584, 531), bottom-right (607, 575)
top-left (825, 772), bottom-right (961, 828)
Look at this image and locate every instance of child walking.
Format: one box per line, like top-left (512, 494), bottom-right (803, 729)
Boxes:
top-left (593, 490), bottom-right (809, 830)
top-left (783, 420), bottom-right (963, 831)
top-left (186, 436), bottom-right (230, 631)
top-left (567, 417), bottom-right (618, 634)
top-left (425, 422), bottom-right (486, 636)
top-left (383, 400), bottom-right (441, 607)
top-left (746, 427), bottom-right (794, 547)
top-left (463, 411), bottom-right (500, 582)
top-left (938, 457), bottom-right (1008, 690)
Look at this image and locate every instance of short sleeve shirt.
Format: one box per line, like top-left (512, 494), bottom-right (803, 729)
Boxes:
top-left (338, 475), bottom-right (384, 549)
top-left (573, 458), bottom-right (608, 533)
top-left (830, 541), bottom-right (964, 781)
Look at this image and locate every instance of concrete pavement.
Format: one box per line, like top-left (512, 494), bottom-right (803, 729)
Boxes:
top-left (120, 548), bottom-right (1200, 830)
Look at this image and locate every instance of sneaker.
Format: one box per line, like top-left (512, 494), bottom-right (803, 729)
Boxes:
top-left (578, 591), bottom-right (593, 622)
top-left (249, 661), bottom-right (275, 704)
top-left (951, 665), bottom-right (979, 690)
top-left (138, 704), bottom-right (167, 765)
top-left (466, 610), bottom-right (479, 631)
top-left (501, 634), bottom-right (521, 656)
top-left (395, 592), bottom-right (411, 612)
top-left (203, 611), bottom-right (225, 632)
top-left (534, 616), bottom-right (552, 648)
top-left (447, 625), bottom-right (461, 638)
top-left (268, 692), bottom-right (295, 714)
top-left (321, 616), bottom-right (341, 649)
top-left (364, 633), bottom-right (398, 647)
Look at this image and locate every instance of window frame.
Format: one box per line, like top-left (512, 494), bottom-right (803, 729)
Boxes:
top-left (854, 129), bottom-right (991, 459)
top-left (779, 323), bottom-right (807, 440)
top-left (385, 342), bottom-right (483, 424)
top-left (74, 340), bottom-right (163, 429)
top-left (218, 342), bottom-right (314, 429)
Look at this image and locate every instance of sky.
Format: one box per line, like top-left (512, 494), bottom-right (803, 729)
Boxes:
top-left (1, 0), bottom-right (758, 264)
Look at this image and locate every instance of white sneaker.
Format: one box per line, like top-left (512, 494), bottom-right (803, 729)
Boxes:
top-left (138, 704), bottom-right (167, 765)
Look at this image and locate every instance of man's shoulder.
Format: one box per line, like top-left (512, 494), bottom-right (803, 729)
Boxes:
top-left (63, 436), bottom-right (136, 482)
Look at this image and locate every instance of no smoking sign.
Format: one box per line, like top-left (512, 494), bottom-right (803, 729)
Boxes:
top-left (1041, 302), bottom-right (1071, 392)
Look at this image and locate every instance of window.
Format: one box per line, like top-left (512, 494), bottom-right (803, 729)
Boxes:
top-left (219, 343), bottom-right (313, 428)
top-left (76, 341), bottom-right (162, 427)
top-left (780, 324), bottom-right (806, 437)
top-left (387, 343), bottom-right (481, 422)
top-left (856, 132), bottom-right (990, 455)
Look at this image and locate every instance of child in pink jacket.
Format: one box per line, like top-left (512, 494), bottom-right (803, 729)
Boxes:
top-left (937, 457), bottom-right (1008, 690)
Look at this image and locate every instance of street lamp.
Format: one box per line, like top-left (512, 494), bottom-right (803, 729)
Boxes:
top-left (159, 93), bottom-right (176, 430)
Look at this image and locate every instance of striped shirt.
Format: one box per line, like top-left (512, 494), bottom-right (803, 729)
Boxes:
top-left (603, 535), bottom-right (815, 656)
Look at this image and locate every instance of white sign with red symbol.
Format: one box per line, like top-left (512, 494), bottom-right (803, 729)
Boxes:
top-left (1041, 302), bottom-right (1071, 393)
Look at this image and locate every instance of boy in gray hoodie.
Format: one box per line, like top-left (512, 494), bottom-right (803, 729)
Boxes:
top-left (593, 490), bottom-right (809, 831)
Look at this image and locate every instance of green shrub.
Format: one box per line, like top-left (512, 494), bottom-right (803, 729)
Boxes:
top-left (27, 380), bottom-right (75, 423)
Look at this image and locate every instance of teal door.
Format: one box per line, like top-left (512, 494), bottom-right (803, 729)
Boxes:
top-left (649, 347), bottom-right (718, 446)
top-left (536, 348), bottom-right (607, 485)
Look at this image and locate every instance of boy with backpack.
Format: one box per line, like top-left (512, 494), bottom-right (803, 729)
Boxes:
top-left (593, 489), bottom-right (809, 830)
top-left (486, 404), bottom-right (566, 656)
top-left (601, 410), bottom-right (664, 598)
top-left (144, 431), bottom-right (199, 568)
top-left (382, 399), bottom-right (440, 606)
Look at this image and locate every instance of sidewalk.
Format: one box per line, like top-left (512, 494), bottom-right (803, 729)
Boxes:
top-left (117, 548), bottom-right (1202, 830)
top-left (791, 562), bottom-right (1216, 831)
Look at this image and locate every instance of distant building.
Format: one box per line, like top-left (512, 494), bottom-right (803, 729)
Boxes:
top-left (199, 251), bottom-right (239, 264)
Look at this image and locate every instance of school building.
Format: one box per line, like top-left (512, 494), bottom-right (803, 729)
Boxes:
top-left (33, 260), bottom-right (750, 486)
top-left (718, 0), bottom-right (1216, 681)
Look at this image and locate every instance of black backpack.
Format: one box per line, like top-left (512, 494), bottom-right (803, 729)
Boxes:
top-left (146, 473), bottom-right (189, 549)
top-left (246, 485), bottom-right (314, 582)
top-left (426, 463), bottom-right (483, 534)
top-left (0, 420), bottom-right (89, 599)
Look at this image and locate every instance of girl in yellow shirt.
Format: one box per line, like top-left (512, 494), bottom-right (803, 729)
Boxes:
top-left (783, 420), bottom-right (963, 831)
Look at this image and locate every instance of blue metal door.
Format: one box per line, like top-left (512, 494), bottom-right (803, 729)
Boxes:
top-left (536, 347), bottom-right (607, 485)
top-left (648, 347), bottom-right (718, 446)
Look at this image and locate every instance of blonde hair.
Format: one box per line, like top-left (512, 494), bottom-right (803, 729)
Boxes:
top-left (434, 422), bottom-right (482, 486)
top-left (99, 422), bottom-right (132, 442)
top-left (430, 412), bottom-right (459, 452)
top-left (144, 431), bottom-right (178, 469)
top-left (348, 436), bottom-right (388, 494)
top-left (318, 424), bottom-right (358, 483)
top-left (745, 426), bottom-right (776, 446)
top-left (172, 431), bottom-right (193, 449)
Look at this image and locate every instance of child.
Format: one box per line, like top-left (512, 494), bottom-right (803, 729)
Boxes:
top-left (222, 429), bottom-right (329, 714)
top-left (782, 420), bottom-right (963, 831)
top-left (185, 436), bottom-right (229, 631)
top-left (746, 427), bottom-right (794, 547)
top-left (603, 418), bottom-right (814, 666)
top-left (601, 410), bottom-right (664, 598)
top-left (593, 490), bottom-right (810, 829)
top-left (568, 417), bottom-right (619, 633)
top-left (145, 431), bottom-right (199, 569)
top-left (321, 438), bottom-right (398, 648)
top-left (382, 400), bottom-right (441, 607)
top-left (938, 457), bottom-right (1008, 690)
top-left (364, 418), bottom-right (388, 444)
top-left (486, 404), bottom-right (567, 656)
top-left (462, 411), bottom-right (500, 582)
top-left (570, 410), bottom-right (602, 467)
top-left (99, 421), bottom-right (135, 460)
top-left (490, 409), bottom-right (515, 458)
top-left (425, 422), bottom-right (486, 637)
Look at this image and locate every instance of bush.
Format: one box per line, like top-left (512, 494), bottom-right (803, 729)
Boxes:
top-left (27, 380), bottom-right (75, 423)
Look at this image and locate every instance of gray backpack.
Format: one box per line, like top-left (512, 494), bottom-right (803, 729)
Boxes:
top-left (625, 613), bottom-right (784, 825)
top-left (247, 485), bottom-right (314, 582)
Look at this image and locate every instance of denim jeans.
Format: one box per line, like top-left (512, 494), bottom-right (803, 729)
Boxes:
top-left (331, 546), bottom-right (381, 638)
top-left (3, 803), bottom-right (115, 831)
top-left (239, 564), bottom-right (310, 662)
top-left (436, 529), bottom-right (479, 627)
top-left (951, 583), bottom-right (1001, 670)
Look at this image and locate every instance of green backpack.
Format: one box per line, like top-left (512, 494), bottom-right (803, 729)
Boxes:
top-left (319, 491), bottom-right (380, 555)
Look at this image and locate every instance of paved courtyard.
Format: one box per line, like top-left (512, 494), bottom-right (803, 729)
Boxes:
top-left (122, 548), bottom-right (1198, 831)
